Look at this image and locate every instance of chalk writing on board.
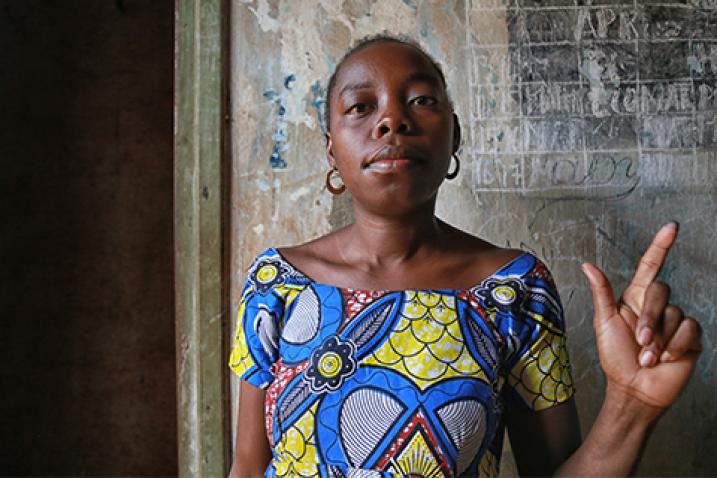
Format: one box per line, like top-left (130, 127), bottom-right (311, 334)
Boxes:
top-left (467, 3), bottom-right (717, 198)
top-left (473, 154), bottom-right (639, 197)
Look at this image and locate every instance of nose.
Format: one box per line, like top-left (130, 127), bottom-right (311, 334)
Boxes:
top-left (373, 102), bottom-right (412, 139)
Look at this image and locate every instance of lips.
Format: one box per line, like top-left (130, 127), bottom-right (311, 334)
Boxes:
top-left (364, 145), bottom-right (423, 170)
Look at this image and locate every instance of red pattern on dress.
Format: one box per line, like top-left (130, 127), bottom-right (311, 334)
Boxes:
top-left (341, 288), bottom-right (389, 319)
top-left (265, 359), bottom-right (309, 446)
top-left (530, 259), bottom-right (557, 290)
top-left (457, 290), bottom-right (504, 348)
top-left (457, 290), bottom-right (483, 312)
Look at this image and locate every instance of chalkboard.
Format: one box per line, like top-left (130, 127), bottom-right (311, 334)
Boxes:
top-left (472, 1), bottom-right (716, 199)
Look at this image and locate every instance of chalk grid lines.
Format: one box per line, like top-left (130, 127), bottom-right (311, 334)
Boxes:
top-left (465, 0), bottom-right (717, 196)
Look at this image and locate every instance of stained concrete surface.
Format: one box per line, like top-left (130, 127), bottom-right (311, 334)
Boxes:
top-left (0, 1), bottom-right (176, 475)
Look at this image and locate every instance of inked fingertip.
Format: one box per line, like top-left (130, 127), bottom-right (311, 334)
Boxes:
top-left (665, 220), bottom-right (679, 231)
top-left (637, 327), bottom-right (652, 347)
top-left (639, 350), bottom-right (656, 367)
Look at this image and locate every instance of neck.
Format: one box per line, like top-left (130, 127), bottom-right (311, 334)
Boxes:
top-left (339, 196), bottom-right (445, 267)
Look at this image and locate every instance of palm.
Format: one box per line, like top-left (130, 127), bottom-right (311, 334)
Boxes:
top-left (584, 225), bottom-right (700, 409)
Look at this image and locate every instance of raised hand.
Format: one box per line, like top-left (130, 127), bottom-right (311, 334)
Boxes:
top-left (581, 223), bottom-right (702, 411)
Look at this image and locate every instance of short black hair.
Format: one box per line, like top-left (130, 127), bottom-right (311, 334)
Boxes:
top-left (324, 33), bottom-right (451, 132)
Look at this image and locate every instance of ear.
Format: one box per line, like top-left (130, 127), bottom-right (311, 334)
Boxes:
top-left (451, 113), bottom-right (461, 154)
top-left (325, 131), bottom-right (336, 168)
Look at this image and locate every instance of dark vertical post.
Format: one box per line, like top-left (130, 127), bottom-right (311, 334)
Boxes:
top-left (174, 0), bottom-right (229, 475)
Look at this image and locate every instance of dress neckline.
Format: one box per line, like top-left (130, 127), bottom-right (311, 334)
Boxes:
top-left (268, 247), bottom-right (530, 294)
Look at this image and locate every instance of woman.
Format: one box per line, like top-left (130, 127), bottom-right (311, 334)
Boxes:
top-left (229, 35), bottom-right (702, 477)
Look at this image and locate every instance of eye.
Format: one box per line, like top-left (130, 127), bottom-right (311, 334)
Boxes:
top-left (346, 103), bottom-right (372, 115)
top-left (411, 96), bottom-right (438, 106)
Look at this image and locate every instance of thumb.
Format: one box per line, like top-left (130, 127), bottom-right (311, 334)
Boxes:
top-left (582, 262), bottom-right (619, 323)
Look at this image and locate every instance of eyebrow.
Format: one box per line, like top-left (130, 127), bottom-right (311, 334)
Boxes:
top-left (337, 72), bottom-right (443, 98)
top-left (338, 81), bottom-right (373, 98)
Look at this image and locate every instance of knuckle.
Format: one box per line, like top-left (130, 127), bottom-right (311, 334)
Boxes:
top-left (653, 281), bottom-right (671, 296)
top-left (640, 257), bottom-right (661, 269)
top-left (637, 312), bottom-right (654, 325)
top-left (665, 304), bottom-right (683, 319)
top-left (685, 317), bottom-right (703, 336)
top-left (665, 343), bottom-right (683, 354)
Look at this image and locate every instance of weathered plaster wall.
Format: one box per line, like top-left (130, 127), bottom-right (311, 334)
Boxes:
top-left (230, 1), bottom-right (716, 476)
top-left (0, 1), bottom-right (176, 475)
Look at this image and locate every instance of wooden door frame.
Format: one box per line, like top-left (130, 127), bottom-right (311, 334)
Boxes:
top-left (174, 0), bottom-right (230, 475)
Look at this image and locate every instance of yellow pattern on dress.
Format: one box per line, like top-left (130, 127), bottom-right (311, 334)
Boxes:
top-left (229, 287), bottom-right (255, 376)
top-left (229, 283), bottom-right (306, 377)
top-left (478, 450), bottom-right (499, 478)
top-left (387, 429), bottom-right (444, 478)
top-left (363, 291), bottom-right (488, 390)
top-left (273, 401), bottom-right (320, 478)
top-left (273, 283), bottom-right (305, 309)
top-left (508, 318), bottom-right (574, 411)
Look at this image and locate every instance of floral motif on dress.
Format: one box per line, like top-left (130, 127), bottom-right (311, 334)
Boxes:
top-left (249, 258), bottom-right (292, 294)
top-left (470, 277), bottom-right (526, 312)
top-left (303, 335), bottom-right (357, 393)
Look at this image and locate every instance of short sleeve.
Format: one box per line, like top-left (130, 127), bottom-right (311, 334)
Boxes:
top-left (501, 257), bottom-right (575, 412)
top-left (228, 255), bottom-right (285, 389)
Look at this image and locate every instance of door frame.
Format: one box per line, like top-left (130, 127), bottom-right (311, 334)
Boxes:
top-left (174, 0), bottom-right (230, 475)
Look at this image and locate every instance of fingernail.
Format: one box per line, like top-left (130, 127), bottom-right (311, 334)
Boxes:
top-left (638, 327), bottom-right (652, 346)
top-left (660, 351), bottom-right (674, 363)
top-left (666, 221), bottom-right (679, 231)
top-left (640, 350), bottom-right (656, 367)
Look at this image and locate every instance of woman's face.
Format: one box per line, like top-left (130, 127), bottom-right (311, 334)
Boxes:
top-left (326, 41), bottom-right (458, 215)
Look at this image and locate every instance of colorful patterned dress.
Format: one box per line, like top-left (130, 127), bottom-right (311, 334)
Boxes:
top-left (229, 248), bottom-right (575, 478)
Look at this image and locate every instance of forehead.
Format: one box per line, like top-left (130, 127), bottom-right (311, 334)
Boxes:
top-left (333, 42), bottom-right (442, 94)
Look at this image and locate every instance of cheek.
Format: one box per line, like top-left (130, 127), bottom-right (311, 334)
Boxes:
top-left (332, 128), bottom-right (367, 161)
top-left (431, 116), bottom-right (455, 143)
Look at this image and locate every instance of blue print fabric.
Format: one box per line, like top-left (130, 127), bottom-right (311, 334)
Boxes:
top-left (230, 248), bottom-right (575, 477)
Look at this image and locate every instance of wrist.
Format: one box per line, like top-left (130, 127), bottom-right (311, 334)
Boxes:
top-left (560, 382), bottom-right (662, 476)
top-left (603, 381), bottom-right (665, 429)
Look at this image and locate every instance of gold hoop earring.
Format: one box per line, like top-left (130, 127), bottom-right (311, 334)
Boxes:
top-left (446, 153), bottom-right (460, 180)
top-left (326, 167), bottom-right (346, 195)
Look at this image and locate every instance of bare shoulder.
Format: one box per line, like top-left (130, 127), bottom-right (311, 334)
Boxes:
top-left (275, 230), bottom-right (345, 276)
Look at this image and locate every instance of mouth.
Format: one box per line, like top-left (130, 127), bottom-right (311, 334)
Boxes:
top-left (364, 145), bottom-right (423, 172)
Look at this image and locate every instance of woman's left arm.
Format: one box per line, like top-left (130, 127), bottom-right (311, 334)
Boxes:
top-left (511, 223), bottom-right (703, 476)
top-left (505, 398), bottom-right (582, 477)
top-left (507, 391), bottom-right (654, 477)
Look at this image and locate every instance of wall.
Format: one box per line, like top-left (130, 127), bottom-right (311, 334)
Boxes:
top-left (229, 1), bottom-right (716, 476)
top-left (0, 1), bottom-right (177, 475)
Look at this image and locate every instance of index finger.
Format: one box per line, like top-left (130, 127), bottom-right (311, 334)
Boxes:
top-left (629, 222), bottom-right (679, 290)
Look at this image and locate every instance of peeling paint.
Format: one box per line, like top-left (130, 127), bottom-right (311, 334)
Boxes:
top-left (309, 81), bottom-right (327, 135)
top-left (688, 55), bottom-right (703, 74)
top-left (284, 73), bottom-right (296, 90)
top-left (246, 0), bottom-right (280, 32)
top-left (580, 49), bottom-right (614, 118)
top-left (263, 75), bottom-right (298, 169)
top-left (255, 178), bottom-right (270, 192)
top-left (289, 186), bottom-right (310, 202)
